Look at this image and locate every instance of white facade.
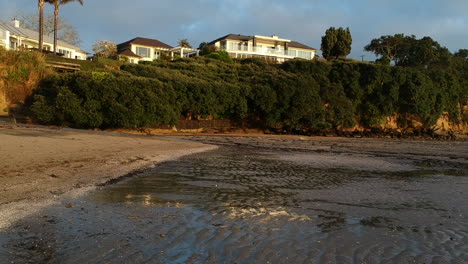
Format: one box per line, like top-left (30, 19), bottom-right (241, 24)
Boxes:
top-left (131, 44), bottom-right (166, 62)
top-left (211, 34), bottom-right (317, 63)
top-left (0, 19), bottom-right (87, 60)
top-left (118, 37), bottom-right (198, 64)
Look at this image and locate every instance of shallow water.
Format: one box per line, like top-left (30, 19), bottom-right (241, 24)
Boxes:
top-left (2, 146), bottom-right (468, 263)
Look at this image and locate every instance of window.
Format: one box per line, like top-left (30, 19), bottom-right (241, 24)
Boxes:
top-left (297, 50), bottom-right (312, 59)
top-left (136, 47), bottom-right (150, 58)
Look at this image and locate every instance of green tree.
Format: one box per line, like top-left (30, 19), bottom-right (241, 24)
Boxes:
top-left (365, 34), bottom-right (451, 68)
top-left (177, 39), bottom-right (192, 48)
top-left (198, 42), bottom-right (215, 55)
top-left (454, 49), bottom-right (468, 59)
top-left (364, 34), bottom-right (409, 65)
top-left (321, 27), bottom-right (352, 60)
top-left (46, 0), bottom-right (84, 53)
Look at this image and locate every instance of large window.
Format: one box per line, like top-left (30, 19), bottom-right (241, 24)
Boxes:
top-left (297, 50), bottom-right (312, 59)
top-left (136, 47), bottom-right (150, 58)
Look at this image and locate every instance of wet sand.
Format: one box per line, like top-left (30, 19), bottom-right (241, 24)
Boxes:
top-left (0, 125), bottom-right (216, 229)
top-left (1, 134), bottom-right (467, 263)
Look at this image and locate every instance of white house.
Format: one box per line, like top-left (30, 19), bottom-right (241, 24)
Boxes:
top-left (208, 34), bottom-right (318, 63)
top-left (117, 37), bottom-right (198, 64)
top-left (0, 18), bottom-right (87, 60)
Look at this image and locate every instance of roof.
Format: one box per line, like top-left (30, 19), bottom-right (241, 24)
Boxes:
top-left (117, 37), bottom-right (173, 50)
top-left (289, 41), bottom-right (317, 51)
top-left (208, 34), bottom-right (253, 45)
top-left (0, 20), bottom-right (86, 53)
top-left (208, 33), bottom-right (317, 51)
top-left (117, 48), bottom-right (142, 58)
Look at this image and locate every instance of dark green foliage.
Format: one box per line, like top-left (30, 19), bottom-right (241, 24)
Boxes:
top-left (29, 54), bottom-right (466, 131)
top-left (29, 71), bottom-right (179, 128)
top-left (206, 50), bottom-right (234, 63)
top-left (365, 34), bottom-right (452, 69)
top-left (321, 27), bottom-right (352, 60)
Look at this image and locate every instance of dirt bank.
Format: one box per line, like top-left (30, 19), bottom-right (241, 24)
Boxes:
top-left (0, 125), bottom-right (216, 229)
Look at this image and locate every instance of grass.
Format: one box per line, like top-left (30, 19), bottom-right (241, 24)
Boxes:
top-left (0, 48), bottom-right (50, 109)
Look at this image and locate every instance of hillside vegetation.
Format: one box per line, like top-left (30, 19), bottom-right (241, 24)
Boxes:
top-left (27, 56), bottom-right (467, 133)
top-left (0, 48), bottom-right (49, 112)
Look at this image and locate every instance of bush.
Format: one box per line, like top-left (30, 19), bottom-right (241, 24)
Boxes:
top-left (29, 55), bottom-right (467, 131)
top-left (29, 71), bottom-right (179, 128)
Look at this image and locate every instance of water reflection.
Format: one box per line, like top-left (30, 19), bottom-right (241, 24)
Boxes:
top-left (4, 146), bottom-right (468, 263)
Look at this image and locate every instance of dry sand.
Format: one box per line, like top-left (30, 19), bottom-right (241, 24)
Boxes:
top-left (0, 125), bottom-right (216, 229)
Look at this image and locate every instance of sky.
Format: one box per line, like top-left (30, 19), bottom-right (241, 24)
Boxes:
top-left (1, 0), bottom-right (467, 60)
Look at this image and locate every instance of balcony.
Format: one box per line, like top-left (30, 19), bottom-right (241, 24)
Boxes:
top-left (223, 45), bottom-right (293, 57)
top-left (222, 45), bottom-right (312, 60)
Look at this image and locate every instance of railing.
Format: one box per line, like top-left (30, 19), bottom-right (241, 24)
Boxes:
top-left (46, 61), bottom-right (81, 73)
top-left (222, 45), bottom-right (311, 59)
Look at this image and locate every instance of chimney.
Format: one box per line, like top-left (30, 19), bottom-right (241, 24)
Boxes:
top-left (12, 17), bottom-right (20, 28)
top-left (272, 35), bottom-right (279, 39)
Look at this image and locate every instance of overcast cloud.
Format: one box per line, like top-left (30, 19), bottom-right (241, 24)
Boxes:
top-left (1, 0), bottom-right (467, 59)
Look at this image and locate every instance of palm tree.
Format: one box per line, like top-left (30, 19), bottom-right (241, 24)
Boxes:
top-left (47, 0), bottom-right (84, 53)
top-left (38, 0), bottom-right (45, 51)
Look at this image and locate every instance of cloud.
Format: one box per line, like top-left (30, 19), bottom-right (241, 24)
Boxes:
top-left (3, 0), bottom-right (467, 57)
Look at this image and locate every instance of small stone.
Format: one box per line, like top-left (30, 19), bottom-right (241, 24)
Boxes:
top-left (65, 203), bottom-right (73, 208)
top-left (160, 234), bottom-right (166, 238)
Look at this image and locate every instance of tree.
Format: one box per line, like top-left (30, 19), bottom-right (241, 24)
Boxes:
top-left (17, 12), bottom-right (81, 45)
top-left (321, 27), bottom-right (352, 60)
top-left (198, 42), bottom-right (215, 55)
top-left (46, 0), bottom-right (84, 53)
top-left (93, 40), bottom-right (117, 58)
top-left (365, 34), bottom-right (451, 68)
top-left (364, 34), bottom-right (409, 65)
top-left (178, 39), bottom-right (192, 48)
top-left (454, 49), bottom-right (468, 60)
top-left (38, 0), bottom-right (45, 51)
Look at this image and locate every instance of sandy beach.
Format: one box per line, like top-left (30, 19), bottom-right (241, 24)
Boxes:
top-left (0, 124), bottom-right (216, 229)
top-left (1, 126), bottom-right (467, 262)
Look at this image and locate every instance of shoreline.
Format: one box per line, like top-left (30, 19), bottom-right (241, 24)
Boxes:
top-left (1, 123), bottom-right (466, 230)
top-left (0, 125), bottom-right (217, 229)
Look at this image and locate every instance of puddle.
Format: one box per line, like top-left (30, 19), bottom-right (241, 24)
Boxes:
top-left (2, 146), bottom-right (468, 263)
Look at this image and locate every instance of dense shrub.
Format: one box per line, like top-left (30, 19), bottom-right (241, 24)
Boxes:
top-left (28, 56), bottom-right (466, 131)
top-left (30, 71), bottom-right (179, 128)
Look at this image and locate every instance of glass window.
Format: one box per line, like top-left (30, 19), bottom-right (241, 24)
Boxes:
top-left (297, 50), bottom-right (312, 59)
top-left (136, 47), bottom-right (150, 58)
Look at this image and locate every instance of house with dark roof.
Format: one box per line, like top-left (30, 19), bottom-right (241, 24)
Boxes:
top-left (0, 18), bottom-right (87, 60)
top-left (117, 37), bottom-right (198, 63)
top-left (208, 34), bottom-right (318, 63)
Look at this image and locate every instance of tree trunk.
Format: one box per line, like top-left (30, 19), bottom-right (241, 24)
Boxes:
top-left (53, 3), bottom-right (60, 53)
top-left (38, 0), bottom-right (44, 51)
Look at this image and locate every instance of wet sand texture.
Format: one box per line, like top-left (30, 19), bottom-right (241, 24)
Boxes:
top-left (0, 126), bottom-right (216, 229)
top-left (2, 136), bottom-right (467, 263)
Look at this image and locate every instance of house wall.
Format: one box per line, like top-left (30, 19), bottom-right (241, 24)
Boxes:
top-left (130, 44), bottom-right (166, 62)
top-left (217, 38), bottom-right (316, 61)
top-left (0, 27), bottom-right (9, 49)
top-left (4, 32), bottom-right (86, 60)
top-left (128, 57), bottom-right (142, 64)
